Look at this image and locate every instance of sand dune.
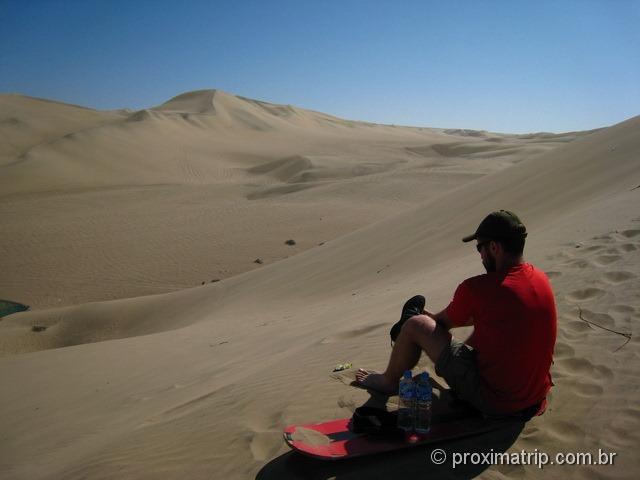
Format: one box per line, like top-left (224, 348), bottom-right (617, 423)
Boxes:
top-left (247, 155), bottom-right (314, 182)
top-left (0, 90), bottom-right (638, 479)
top-left (2, 112), bottom-right (636, 352)
top-left (0, 91), bottom-right (585, 309)
top-left (154, 89), bottom-right (372, 132)
top-left (0, 94), bottom-right (123, 167)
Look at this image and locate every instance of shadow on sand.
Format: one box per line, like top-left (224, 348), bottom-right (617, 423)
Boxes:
top-left (257, 420), bottom-right (524, 480)
top-left (258, 382), bottom-right (526, 480)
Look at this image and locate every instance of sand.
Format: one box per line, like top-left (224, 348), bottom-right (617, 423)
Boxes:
top-left (0, 90), bottom-right (638, 479)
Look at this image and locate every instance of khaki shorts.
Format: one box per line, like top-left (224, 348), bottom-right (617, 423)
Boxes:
top-left (434, 341), bottom-right (494, 414)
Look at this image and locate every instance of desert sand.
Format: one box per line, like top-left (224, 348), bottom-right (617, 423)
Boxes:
top-left (0, 90), bottom-right (638, 479)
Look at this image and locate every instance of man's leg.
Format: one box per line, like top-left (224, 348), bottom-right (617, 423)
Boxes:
top-left (356, 314), bottom-right (452, 394)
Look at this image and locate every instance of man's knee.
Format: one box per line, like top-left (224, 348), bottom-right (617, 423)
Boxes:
top-left (402, 314), bottom-right (437, 337)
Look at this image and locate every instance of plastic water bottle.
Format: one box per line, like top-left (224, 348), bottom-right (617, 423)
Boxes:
top-left (397, 370), bottom-right (415, 432)
top-left (415, 372), bottom-right (432, 434)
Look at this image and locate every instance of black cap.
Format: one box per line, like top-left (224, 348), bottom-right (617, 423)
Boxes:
top-left (462, 210), bottom-right (527, 243)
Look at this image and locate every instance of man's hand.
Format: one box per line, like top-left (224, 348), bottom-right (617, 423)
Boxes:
top-left (431, 309), bottom-right (455, 331)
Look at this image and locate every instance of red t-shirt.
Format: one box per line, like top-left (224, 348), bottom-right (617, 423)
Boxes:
top-left (446, 263), bottom-right (557, 413)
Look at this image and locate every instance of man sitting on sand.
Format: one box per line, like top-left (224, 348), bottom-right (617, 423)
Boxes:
top-left (356, 210), bottom-right (557, 417)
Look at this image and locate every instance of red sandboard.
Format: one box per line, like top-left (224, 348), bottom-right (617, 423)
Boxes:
top-left (283, 409), bottom-right (511, 460)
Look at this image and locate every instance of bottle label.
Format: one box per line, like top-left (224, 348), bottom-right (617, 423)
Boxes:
top-left (415, 383), bottom-right (432, 401)
top-left (399, 381), bottom-right (415, 399)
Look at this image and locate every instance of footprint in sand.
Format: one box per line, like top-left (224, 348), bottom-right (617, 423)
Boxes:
top-left (546, 420), bottom-right (586, 443)
top-left (545, 271), bottom-right (562, 279)
top-left (611, 304), bottom-right (635, 314)
top-left (573, 381), bottom-right (604, 397)
top-left (620, 229), bottom-right (640, 238)
top-left (620, 243), bottom-right (638, 252)
top-left (551, 369), bottom-right (566, 379)
top-left (559, 327), bottom-right (591, 344)
top-left (594, 254), bottom-right (622, 266)
top-left (607, 409), bottom-right (640, 448)
top-left (546, 252), bottom-right (570, 261)
top-left (553, 342), bottom-right (575, 359)
top-left (593, 364), bottom-right (613, 379)
top-left (566, 288), bottom-right (606, 302)
top-left (603, 271), bottom-right (636, 284)
top-left (561, 357), bottom-right (595, 375)
top-left (579, 308), bottom-right (616, 328)
top-left (565, 319), bottom-right (593, 334)
top-left (619, 407), bottom-right (640, 421)
top-left (582, 245), bottom-right (605, 253)
top-left (561, 258), bottom-right (591, 269)
top-left (592, 234), bottom-right (613, 241)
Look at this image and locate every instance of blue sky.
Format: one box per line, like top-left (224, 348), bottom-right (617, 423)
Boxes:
top-left (1, 0), bottom-right (638, 133)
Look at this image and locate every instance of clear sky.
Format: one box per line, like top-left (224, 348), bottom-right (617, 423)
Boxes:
top-left (1, 0), bottom-right (639, 133)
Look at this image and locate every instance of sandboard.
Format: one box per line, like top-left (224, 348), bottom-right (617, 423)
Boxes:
top-left (283, 406), bottom-right (512, 460)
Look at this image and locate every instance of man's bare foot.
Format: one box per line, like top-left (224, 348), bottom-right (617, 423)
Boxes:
top-left (355, 369), bottom-right (397, 395)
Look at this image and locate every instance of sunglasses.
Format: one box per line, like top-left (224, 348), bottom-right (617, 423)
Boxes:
top-left (476, 241), bottom-right (489, 253)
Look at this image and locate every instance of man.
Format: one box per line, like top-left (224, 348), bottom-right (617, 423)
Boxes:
top-left (356, 210), bottom-right (557, 417)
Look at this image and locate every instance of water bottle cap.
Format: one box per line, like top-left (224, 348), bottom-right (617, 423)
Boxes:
top-left (403, 370), bottom-right (412, 379)
top-left (419, 372), bottom-right (430, 381)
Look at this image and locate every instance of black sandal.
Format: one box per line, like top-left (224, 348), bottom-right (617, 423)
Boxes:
top-left (350, 407), bottom-right (404, 436)
top-left (390, 295), bottom-right (426, 343)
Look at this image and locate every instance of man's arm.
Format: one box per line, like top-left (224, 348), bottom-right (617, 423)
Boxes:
top-left (425, 308), bottom-right (455, 331)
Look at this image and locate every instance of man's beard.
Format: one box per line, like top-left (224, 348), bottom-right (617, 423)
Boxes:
top-left (483, 254), bottom-right (497, 273)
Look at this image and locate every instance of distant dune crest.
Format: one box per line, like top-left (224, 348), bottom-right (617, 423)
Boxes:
top-left (154, 89), bottom-right (221, 114)
top-left (151, 88), bottom-right (361, 131)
